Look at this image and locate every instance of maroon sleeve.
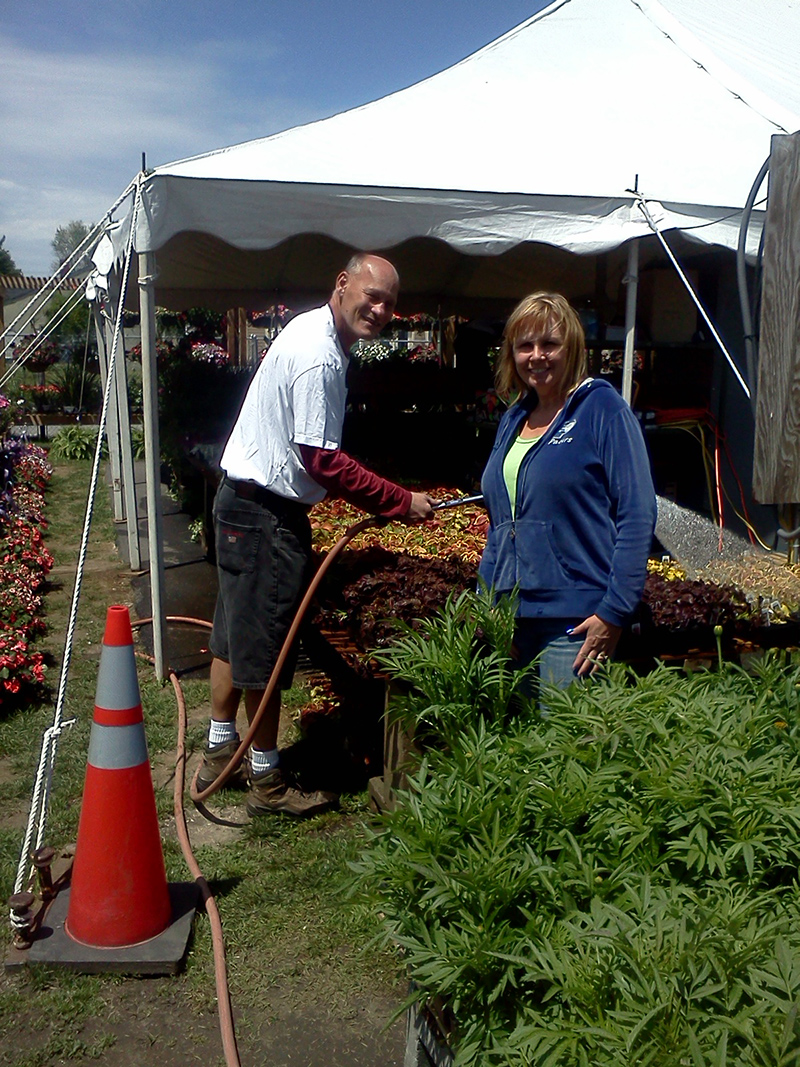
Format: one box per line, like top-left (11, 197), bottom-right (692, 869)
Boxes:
top-left (299, 444), bottom-right (412, 518)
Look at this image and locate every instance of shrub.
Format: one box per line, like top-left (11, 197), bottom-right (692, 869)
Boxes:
top-left (0, 394), bottom-right (13, 437)
top-left (370, 587), bottom-right (531, 748)
top-left (48, 425), bottom-right (107, 462)
top-left (354, 592), bottom-right (800, 1065)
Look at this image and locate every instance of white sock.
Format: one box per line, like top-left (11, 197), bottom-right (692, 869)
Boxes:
top-left (208, 719), bottom-right (238, 746)
top-left (250, 747), bottom-right (280, 775)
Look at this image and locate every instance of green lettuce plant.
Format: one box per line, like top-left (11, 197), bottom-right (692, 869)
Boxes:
top-left (353, 592), bottom-right (800, 1066)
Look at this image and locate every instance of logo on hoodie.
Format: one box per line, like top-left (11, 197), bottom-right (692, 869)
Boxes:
top-left (549, 418), bottom-right (576, 446)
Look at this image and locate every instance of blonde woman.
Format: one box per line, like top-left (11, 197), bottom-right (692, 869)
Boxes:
top-left (479, 293), bottom-right (656, 689)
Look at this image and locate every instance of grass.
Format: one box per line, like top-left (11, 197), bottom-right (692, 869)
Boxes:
top-left (0, 455), bottom-right (403, 1066)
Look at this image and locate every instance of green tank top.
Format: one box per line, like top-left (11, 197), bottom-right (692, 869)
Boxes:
top-left (503, 434), bottom-right (540, 519)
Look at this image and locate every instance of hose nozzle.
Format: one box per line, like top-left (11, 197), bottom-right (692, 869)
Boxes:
top-left (431, 494), bottom-right (484, 511)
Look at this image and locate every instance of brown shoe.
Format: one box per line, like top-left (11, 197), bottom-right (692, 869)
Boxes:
top-left (246, 767), bottom-right (339, 818)
top-left (195, 739), bottom-right (249, 792)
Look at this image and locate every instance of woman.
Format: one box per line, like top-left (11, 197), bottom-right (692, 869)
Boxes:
top-left (479, 292), bottom-right (656, 689)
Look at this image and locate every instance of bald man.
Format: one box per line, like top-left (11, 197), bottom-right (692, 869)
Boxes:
top-left (202, 254), bottom-right (435, 816)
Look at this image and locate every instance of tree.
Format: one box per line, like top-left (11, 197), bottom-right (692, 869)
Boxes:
top-left (0, 236), bottom-right (20, 275)
top-left (51, 220), bottom-right (93, 277)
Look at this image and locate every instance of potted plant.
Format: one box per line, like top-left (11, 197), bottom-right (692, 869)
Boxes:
top-left (13, 335), bottom-right (61, 373)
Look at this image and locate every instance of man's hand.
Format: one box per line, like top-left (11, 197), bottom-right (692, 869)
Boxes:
top-left (403, 492), bottom-right (437, 522)
top-left (570, 614), bottom-right (622, 677)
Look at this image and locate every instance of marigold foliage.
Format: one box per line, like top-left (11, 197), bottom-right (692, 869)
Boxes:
top-left (353, 591), bottom-right (800, 1066)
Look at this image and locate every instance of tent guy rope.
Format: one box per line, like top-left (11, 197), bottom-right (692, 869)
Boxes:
top-left (0, 284), bottom-right (86, 391)
top-left (634, 192), bottom-right (752, 402)
top-left (0, 177), bottom-right (137, 364)
top-left (11, 183), bottom-right (142, 899)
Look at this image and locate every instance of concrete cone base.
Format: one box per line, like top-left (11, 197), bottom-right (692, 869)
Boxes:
top-left (18, 882), bottom-right (199, 974)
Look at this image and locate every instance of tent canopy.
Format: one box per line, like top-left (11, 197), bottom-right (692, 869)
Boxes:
top-left (111, 0), bottom-right (800, 313)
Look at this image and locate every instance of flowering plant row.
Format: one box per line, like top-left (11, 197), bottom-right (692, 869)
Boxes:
top-left (309, 487), bottom-right (489, 565)
top-left (190, 341), bottom-right (230, 367)
top-left (309, 492), bottom-right (781, 663)
top-left (0, 431), bottom-right (53, 703)
top-left (19, 384), bottom-right (62, 398)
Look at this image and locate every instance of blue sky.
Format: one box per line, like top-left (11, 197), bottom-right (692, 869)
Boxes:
top-left (1, 0), bottom-right (547, 276)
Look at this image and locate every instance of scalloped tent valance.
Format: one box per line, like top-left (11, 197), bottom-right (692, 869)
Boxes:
top-left (104, 0), bottom-right (800, 313)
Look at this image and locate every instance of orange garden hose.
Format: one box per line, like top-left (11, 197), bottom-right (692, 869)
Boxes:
top-left (188, 515), bottom-right (382, 804)
top-left (169, 663), bottom-right (241, 1067)
top-left (134, 499), bottom-right (480, 1064)
top-left (132, 514), bottom-right (383, 1067)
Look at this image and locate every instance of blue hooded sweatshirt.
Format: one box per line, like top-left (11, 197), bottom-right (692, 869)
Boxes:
top-left (479, 377), bottom-right (656, 626)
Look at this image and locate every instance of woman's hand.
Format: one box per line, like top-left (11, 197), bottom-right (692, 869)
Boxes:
top-left (569, 614), bottom-right (622, 677)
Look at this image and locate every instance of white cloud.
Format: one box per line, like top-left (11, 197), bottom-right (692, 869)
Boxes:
top-left (0, 33), bottom-right (323, 274)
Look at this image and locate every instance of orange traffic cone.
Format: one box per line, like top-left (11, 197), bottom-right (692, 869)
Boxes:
top-left (65, 605), bottom-right (172, 948)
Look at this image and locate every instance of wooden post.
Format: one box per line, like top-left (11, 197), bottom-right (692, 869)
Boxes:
top-left (238, 307), bottom-right (247, 366)
top-left (226, 308), bottom-right (237, 365)
top-left (753, 132), bottom-right (800, 503)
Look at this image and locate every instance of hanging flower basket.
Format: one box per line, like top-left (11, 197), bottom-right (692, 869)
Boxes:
top-left (13, 335), bottom-right (61, 372)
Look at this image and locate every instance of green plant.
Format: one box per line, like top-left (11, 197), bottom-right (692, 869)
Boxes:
top-left (370, 587), bottom-right (533, 747)
top-left (354, 594), bottom-right (800, 1065)
top-left (48, 425), bottom-right (107, 462)
top-left (51, 360), bottom-right (101, 412)
top-left (129, 425), bottom-right (145, 459)
top-left (188, 515), bottom-right (205, 543)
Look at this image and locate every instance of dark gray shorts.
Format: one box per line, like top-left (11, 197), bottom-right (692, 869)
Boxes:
top-left (209, 479), bottom-right (312, 690)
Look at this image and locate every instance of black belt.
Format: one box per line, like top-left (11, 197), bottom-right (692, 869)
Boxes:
top-left (223, 477), bottom-right (310, 513)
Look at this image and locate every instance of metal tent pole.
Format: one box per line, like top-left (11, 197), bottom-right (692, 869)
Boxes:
top-left (93, 297), bottom-right (141, 569)
top-left (138, 251), bottom-right (168, 679)
top-left (621, 238), bottom-right (640, 406)
top-left (109, 309), bottom-right (141, 570)
top-left (103, 273), bottom-right (142, 571)
top-left (109, 318), bottom-right (141, 572)
top-left (95, 308), bottom-right (124, 522)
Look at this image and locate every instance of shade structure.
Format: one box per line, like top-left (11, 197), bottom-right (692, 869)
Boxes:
top-left (91, 0), bottom-right (800, 679)
top-left (101, 0), bottom-right (800, 313)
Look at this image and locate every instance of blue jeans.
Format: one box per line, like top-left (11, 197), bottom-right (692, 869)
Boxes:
top-left (513, 617), bottom-right (583, 695)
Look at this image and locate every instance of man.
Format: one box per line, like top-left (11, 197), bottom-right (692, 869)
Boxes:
top-left (198, 253), bottom-right (436, 816)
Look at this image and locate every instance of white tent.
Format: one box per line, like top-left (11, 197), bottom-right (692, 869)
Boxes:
top-left (99, 0), bottom-right (800, 675)
top-left (110, 0), bottom-right (800, 314)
